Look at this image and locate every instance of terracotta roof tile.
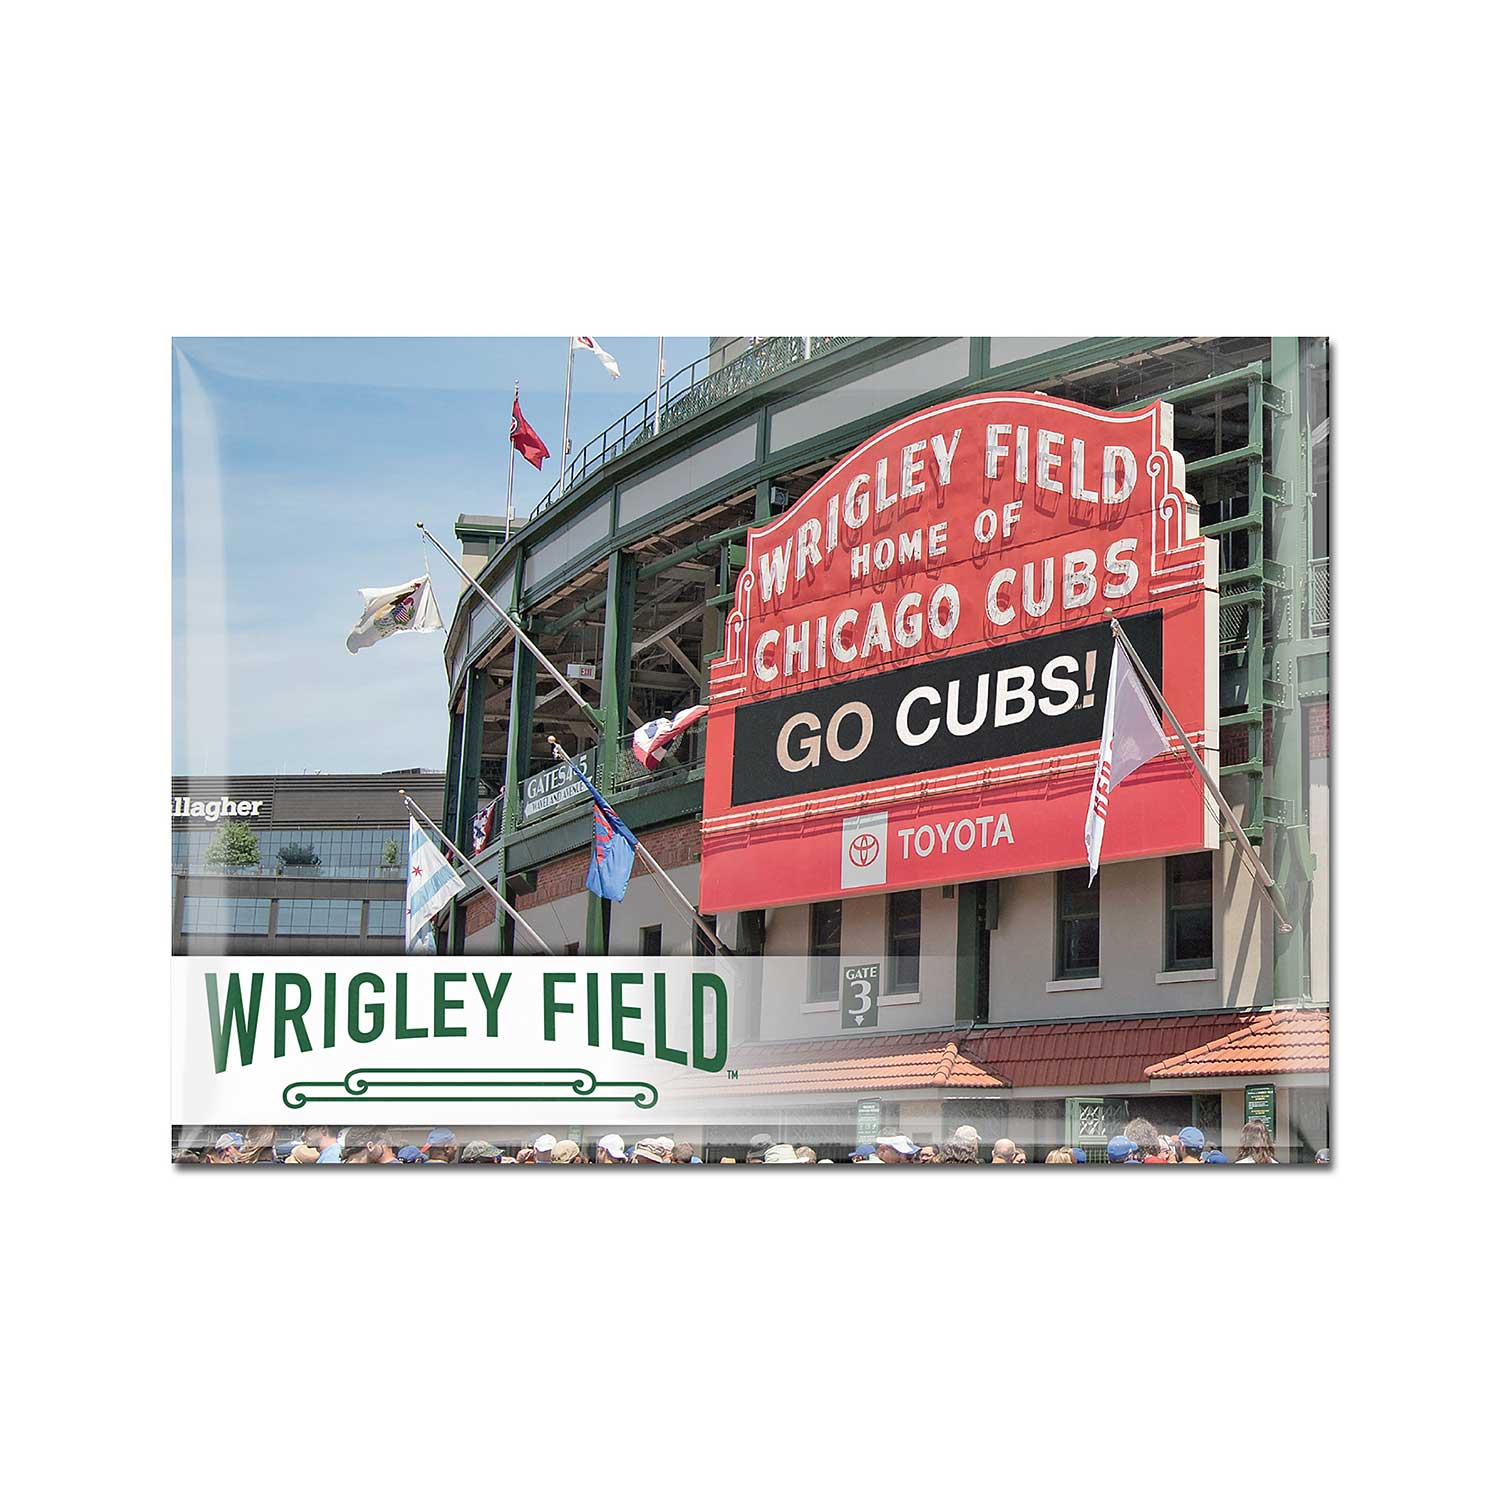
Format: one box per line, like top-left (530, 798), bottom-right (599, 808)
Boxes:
top-left (1145, 1008), bottom-right (1330, 1079)
top-left (685, 1011), bottom-right (1268, 1098)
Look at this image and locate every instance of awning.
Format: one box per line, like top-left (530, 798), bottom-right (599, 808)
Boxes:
top-left (1144, 1007), bottom-right (1330, 1080)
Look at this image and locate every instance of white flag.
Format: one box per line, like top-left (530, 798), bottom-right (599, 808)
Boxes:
top-left (405, 817), bottom-right (466, 949)
top-left (572, 335), bottom-right (621, 379)
top-left (345, 574), bottom-right (443, 654)
top-left (1084, 640), bottom-right (1173, 882)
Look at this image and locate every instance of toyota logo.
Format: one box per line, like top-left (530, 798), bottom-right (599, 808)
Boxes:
top-left (848, 832), bottom-right (881, 867)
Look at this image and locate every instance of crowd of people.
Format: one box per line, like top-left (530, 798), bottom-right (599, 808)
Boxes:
top-left (174, 1116), bottom-right (1322, 1165)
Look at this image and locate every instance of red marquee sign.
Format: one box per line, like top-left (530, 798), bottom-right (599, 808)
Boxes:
top-left (698, 392), bottom-right (1219, 913)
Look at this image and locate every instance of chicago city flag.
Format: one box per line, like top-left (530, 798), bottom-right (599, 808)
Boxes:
top-left (346, 574), bottom-right (443, 654)
top-left (405, 817), bottom-right (466, 949)
top-left (1084, 640), bottom-right (1173, 883)
top-left (571, 335), bottom-right (621, 379)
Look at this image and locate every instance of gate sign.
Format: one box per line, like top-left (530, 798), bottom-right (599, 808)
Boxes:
top-left (841, 963), bottom-right (880, 1030)
top-left (700, 392), bottom-right (1218, 911)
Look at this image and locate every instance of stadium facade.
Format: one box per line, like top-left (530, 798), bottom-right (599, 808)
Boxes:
top-left (435, 337), bottom-right (1330, 1161)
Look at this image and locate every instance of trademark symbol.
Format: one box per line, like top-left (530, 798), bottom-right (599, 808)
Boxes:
top-left (726, 1069), bottom-right (739, 1081)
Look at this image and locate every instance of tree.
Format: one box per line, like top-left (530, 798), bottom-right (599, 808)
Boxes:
top-left (382, 838), bottom-right (400, 867)
top-left (277, 842), bottom-right (322, 869)
top-left (203, 820), bottom-right (261, 870)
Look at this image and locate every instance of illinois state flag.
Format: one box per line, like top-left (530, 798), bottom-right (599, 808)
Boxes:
top-left (510, 397), bottom-right (549, 471)
top-left (346, 575), bottom-right (443, 654)
top-left (568, 760), bottom-right (638, 901)
top-left (405, 818), bottom-right (466, 949)
top-left (1084, 640), bottom-right (1172, 882)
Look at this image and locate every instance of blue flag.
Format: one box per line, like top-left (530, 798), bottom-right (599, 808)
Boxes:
top-left (570, 761), bottom-right (638, 902)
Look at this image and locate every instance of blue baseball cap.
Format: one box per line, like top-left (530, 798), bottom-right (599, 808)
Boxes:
top-left (1073, 1148), bottom-right (1087, 1163)
top-left (1180, 1125), bottom-right (1206, 1151)
top-left (1204, 1150), bottom-right (1229, 1164)
top-left (424, 1128), bottom-right (456, 1148)
top-left (396, 1145), bottom-right (426, 1164)
top-left (1106, 1135), bottom-right (1137, 1162)
top-left (849, 1144), bottom-right (876, 1160)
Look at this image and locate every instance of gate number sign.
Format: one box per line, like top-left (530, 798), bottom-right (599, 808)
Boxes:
top-left (841, 963), bottom-right (881, 1030)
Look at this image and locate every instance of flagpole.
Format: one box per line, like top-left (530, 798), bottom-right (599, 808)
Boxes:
top-left (415, 521), bottom-right (602, 728)
top-left (505, 379), bottom-right (519, 542)
top-left (400, 791), bottom-right (556, 956)
top-left (559, 338), bottom-right (575, 495)
top-left (547, 737), bottom-right (733, 957)
top-left (654, 336), bottom-right (665, 436)
top-left (1107, 616), bottom-right (1293, 934)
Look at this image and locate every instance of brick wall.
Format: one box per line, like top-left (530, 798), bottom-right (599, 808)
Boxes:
top-left (462, 890), bottom-right (497, 931)
top-left (1220, 703), bottom-right (1328, 767)
top-left (516, 820), bottom-right (701, 910)
top-left (1306, 702), bottom-right (1330, 759)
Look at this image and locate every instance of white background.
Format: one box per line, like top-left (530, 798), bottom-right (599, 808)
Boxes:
top-left (6, 3), bottom-right (1491, 1497)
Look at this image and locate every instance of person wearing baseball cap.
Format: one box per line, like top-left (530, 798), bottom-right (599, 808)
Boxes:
top-left (396, 1145), bottom-right (426, 1165)
top-left (849, 1144), bottom-right (877, 1162)
top-left (875, 1135), bottom-right (918, 1164)
top-left (746, 1133), bottom-right (773, 1164)
top-left (551, 1139), bottom-right (582, 1165)
top-left (423, 1127), bottom-right (458, 1163)
top-left (1106, 1135), bottom-right (1141, 1164)
top-left (631, 1139), bottom-right (669, 1164)
top-left (1204, 1149), bottom-right (1230, 1164)
top-left (595, 1133), bottom-right (627, 1164)
top-left (532, 1134), bottom-right (557, 1163)
top-left (764, 1143), bottom-right (809, 1163)
top-left (1177, 1125), bottom-right (1207, 1164)
top-left (459, 1140), bottom-right (501, 1163)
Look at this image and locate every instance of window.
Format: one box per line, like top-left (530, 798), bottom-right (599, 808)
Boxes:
top-left (887, 888), bottom-right (921, 992)
top-left (1164, 852), bottom-right (1214, 970)
top-left (276, 899), bottom-right (363, 936)
top-left (639, 924), bottom-right (662, 957)
top-left (693, 915), bottom-right (715, 958)
top-left (181, 897), bottom-right (271, 935)
top-left (367, 901), bottom-right (405, 936)
top-left (810, 901), bottom-right (842, 999)
top-left (1054, 868), bottom-right (1099, 980)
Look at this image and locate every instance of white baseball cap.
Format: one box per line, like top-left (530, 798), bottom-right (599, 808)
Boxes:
top-left (533, 1134), bottom-right (558, 1153)
top-left (597, 1133), bottom-right (627, 1160)
top-left (876, 1135), bottom-right (919, 1156)
top-left (764, 1143), bottom-right (810, 1164)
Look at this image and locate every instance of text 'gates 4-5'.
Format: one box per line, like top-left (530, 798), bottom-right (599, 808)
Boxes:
top-left (699, 392), bottom-right (1219, 910)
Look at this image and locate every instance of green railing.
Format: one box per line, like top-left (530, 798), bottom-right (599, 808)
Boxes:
top-left (611, 719), bottom-right (707, 796)
top-left (529, 336), bottom-right (860, 522)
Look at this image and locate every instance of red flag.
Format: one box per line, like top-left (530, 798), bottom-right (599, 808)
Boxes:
top-left (510, 397), bottom-right (550, 470)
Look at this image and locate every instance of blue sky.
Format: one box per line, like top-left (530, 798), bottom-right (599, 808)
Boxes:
top-left (172, 336), bottom-right (710, 774)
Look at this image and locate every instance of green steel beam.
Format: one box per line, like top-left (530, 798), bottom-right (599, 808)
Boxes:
top-left (1267, 336), bottom-right (1312, 1003)
top-left (1113, 361), bottom-right (1267, 413)
top-left (1188, 442), bottom-right (1261, 477)
top-left (585, 548), bottom-right (634, 956)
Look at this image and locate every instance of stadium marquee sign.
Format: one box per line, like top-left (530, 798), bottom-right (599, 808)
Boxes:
top-left (700, 391), bottom-right (1219, 911)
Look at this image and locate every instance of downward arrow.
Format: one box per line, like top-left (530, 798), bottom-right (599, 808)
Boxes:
top-left (854, 1016), bottom-right (864, 1025)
